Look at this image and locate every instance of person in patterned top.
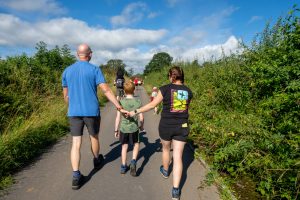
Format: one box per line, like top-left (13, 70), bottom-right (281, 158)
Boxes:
top-left (129, 66), bottom-right (193, 200)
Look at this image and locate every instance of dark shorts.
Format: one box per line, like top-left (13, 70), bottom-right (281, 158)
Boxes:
top-left (69, 116), bottom-right (101, 136)
top-left (119, 130), bottom-right (139, 145)
top-left (158, 120), bottom-right (189, 142)
top-left (116, 88), bottom-right (124, 97)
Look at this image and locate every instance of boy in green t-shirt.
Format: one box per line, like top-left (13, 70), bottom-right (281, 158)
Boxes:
top-left (114, 81), bottom-right (144, 176)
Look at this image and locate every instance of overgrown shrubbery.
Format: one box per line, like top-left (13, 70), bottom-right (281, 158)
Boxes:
top-left (144, 7), bottom-right (299, 199)
top-left (0, 98), bottom-right (69, 189)
top-left (0, 43), bottom-right (76, 188)
top-left (0, 42), bottom-right (76, 133)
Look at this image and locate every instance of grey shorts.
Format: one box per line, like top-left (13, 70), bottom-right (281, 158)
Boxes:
top-left (116, 88), bottom-right (124, 97)
top-left (69, 116), bottom-right (101, 136)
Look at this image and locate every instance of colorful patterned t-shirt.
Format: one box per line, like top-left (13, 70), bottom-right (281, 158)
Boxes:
top-left (159, 83), bottom-right (193, 124)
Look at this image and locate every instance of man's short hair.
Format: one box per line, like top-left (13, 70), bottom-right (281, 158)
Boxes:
top-left (77, 44), bottom-right (92, 57)
top-left (124, 81), bottom-right (135, 95)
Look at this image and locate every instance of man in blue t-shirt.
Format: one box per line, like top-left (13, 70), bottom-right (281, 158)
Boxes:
top-left (62, 44), bottom-right (126, 190)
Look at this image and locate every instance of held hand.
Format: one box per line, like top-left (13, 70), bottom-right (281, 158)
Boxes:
top-left (117, 106), bottom-right (129, 117)
top-left (118, 108), bottom-right (126, 113)
top-left (129, 111), bottom-right (135, 117)
top-left (120, 109), bottom-right (130, 117)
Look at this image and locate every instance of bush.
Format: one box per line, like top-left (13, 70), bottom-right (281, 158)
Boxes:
top-left (144, 7), bottom-right (300, 199)
top-left (0, 43), bottom-right (75, 134)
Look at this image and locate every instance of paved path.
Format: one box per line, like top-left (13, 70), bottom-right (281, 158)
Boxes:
top-left (2, 86), bottom-right (220, 200)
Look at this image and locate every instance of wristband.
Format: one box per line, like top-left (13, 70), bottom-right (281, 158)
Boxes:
top-left (114, 130), bottom-right (118, 132)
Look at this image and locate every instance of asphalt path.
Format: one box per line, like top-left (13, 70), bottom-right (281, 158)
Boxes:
top-left (2, 86), bottom-right (220, 200)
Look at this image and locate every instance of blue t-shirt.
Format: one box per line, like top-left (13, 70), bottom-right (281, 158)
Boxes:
top-left (62, 61), bottom-right (106, 117)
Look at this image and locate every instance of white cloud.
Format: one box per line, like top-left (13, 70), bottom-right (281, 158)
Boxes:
top-left (0, 0), bottom-right (65, 15)
top-left (109, 5), bottom-right (242, 73)
top-left (92, 48), bottom-right (153, 72)
top-left (203, 6), bottom-right (238, 29)
top-left (0, 9), bottom-right (242, 74)
top-left (0, 14), bottom-right (167, 50)
top-left (180, 35), bottom-right (241, 61)
top-left (151, 36), bottom-right (241, 63)
top-left (110, 2), bottom-right (148, 27)
top-left (91, 36), bottom-right (241, 73)
top-left (165, 6), bottom-right (238, 50)
top-left (148, 12), bottom-right (160, 19)
top-left (248, 16), bottom-right (263, 24)
top-left (168, 28), bottom-right (206, 47)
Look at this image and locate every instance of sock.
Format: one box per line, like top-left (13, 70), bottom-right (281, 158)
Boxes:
top-left (131, 159), bottom-right (136, 164)
top-left (73, 170), bottom-right (81, 178)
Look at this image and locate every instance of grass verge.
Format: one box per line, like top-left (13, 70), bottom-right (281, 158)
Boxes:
top-left (0, 96), bottom-right (68, 189)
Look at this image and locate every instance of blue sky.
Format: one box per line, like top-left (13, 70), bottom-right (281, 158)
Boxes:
top-left (0, 0), bottom-right (297, 72)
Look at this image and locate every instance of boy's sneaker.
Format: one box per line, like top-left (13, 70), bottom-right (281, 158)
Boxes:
top-left (72, 174), bottom-right (84, 190)
top-left (172, 187), bottom-right (181, 200)
top-left (120, 164), bottom-right (128, 174)
top-left (130, 160), bottom-right (137, 177)
top-left (160, 165), bottom-right (169, 179)
top-left (93, 154), bottom-right (104, 169)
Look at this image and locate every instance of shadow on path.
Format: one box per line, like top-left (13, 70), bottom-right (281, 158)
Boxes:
top-left (136, 131), bottom-right (161, 176)
top-left (81, 155), bottom-right (107, 188)
top-left (103, 140), bottom-right (122, 165)
top-left (179, 144), bottom-right (194, 190)
top-left (80, 140), bottom-right (122, 188)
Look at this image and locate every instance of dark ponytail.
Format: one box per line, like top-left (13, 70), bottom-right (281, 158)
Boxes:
top-left (168, 66), bottom-right (184, 83)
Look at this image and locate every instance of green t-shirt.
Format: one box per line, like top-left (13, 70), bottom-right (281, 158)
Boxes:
top-left (120, 98), bottom-right (142, 133)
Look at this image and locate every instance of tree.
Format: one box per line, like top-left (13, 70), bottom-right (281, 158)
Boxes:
top-left (105, 59), bottom-right (126, 71)
top-left (102, 59), bottom-right (131, 76)
top-left (192, 59), bottom-right (200, 67)
top-left (34, 41), bottom-right (48, 66)
top-left (127, 68), bottom-right (134, 77)
top-left (61, 44), bottom-right (76, 67)
top-left (144, 52), bottom-right (172, 74)
top-left (47, 45), bottom-right (63, 70)
top-left (34, 42), bottom-right (76, 70)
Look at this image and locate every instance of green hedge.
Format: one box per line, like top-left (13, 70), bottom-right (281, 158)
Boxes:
top-left (144, 8), bottom-right (299, 199)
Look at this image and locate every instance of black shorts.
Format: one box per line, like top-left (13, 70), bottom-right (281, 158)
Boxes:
top-left (69, 116), bottom-right (101, 136)
top-left (158, 120), bottom-right (189, 142)
top-left (119, 130), bottom-right (139, 145)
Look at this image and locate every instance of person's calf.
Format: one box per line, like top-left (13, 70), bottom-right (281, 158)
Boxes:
top-left (93, 154), bottom-right (104, 169)
top-left (90, 134), bottom-right (100, 157)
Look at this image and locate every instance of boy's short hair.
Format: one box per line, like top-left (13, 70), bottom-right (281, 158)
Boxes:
top-left (124, 81), bottom-right (135, 94)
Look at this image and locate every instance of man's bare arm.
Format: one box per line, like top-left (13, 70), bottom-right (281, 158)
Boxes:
top-left (99, 83), bottom-right (123, 110)
top-left (63, 87), bottom-right (69, 104)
